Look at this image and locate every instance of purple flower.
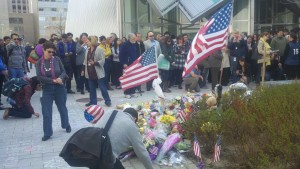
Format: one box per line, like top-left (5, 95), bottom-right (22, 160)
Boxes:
top-left (197, 161), bottom-right (205, 169)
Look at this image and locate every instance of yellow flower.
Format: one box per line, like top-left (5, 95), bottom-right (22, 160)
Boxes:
top-left (159, 115), bottom-right (176, 124)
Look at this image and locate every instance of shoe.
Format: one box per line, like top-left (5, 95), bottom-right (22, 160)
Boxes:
top-left (105, 102), bottom-right (111, 107)
top-left (0, 102), bottom-right (3, 106)
top-left (42, 136), bottom-right (51, 141)
top-left (3, 109), bottom-right (9, 120)
top-left (67, 90), bottom-right (75, 94)
top-left (77, 89), bottom-right (80, 92)
top-left (178, 85), bottom-right (182, 89)
top-left (81, 90), bottom-right (85, 95)
top-left (147, 88), bottom-right (151, 91)
top-left (107, 85), bottom-right (114, 91)
top-left (136, 89), bottom-right (144, 93)
top-left (116, 86), bottom-right (122, 89)
top-left (0, 107), bottom-right (5, 110)
top-left (66, 126), bottom-right (71, 133)
top-left (85, 103), bottom-right (94, 107)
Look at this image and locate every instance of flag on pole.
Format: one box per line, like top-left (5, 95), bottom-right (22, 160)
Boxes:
top-left (193, 133), bottom-right (202, 158)
top-left (213, 135), bottom-right (222, 162)
top-left (182, 1), bottom-right (233, 77)
top-left (120, 46), bottom-right (158, 91)
top-left (177, 109), bottom-right (187, 123)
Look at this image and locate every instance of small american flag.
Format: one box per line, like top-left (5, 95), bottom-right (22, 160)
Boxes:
top-left (213, 135), bottom-right (222, 162)
top-left (120, 46), bottom-right (159, 90)
top-left (177, 109), bottom-right (186, 123)
top-left (194, 133), bottom-right (201, 158)
top-left (182, 1), bottom-right (233, 77)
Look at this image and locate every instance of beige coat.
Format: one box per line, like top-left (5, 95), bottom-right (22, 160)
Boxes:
top-left (83, 46), bottom-right (105, 79)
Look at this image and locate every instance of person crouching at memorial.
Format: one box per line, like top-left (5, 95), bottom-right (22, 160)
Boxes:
top-left (3, 77), bottom-right (41, 120)
top-left (96, 108), bottom-right (154, 169)
top-left (36, 41), bottom-right (71, 141)
top-left (183, 64), bottom-right (203, 93)
top-left (82, 36), bottom-right (111, 107)
top-left (236, 58), bottom-right (250, 84)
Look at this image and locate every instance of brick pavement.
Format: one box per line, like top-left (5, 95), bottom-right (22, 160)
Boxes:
top-left (0, 70), bottom-right (215, 169)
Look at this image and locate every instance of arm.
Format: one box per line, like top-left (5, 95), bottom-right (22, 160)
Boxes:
top-left (23, 86), bottom-right (35, 114)
top-left (281, 43), bottom-right (290, 63)
top-left (270, 38), bottom-right (276, 50)
top-left (94, 47), bottom-right (105, 67)
top-left (119, 44), bottom-right (127, 67)
top-left (57, 57), bottom-right (68, 81)
top-left (6, 41), bottom-right (16, 52)
top-left (76, 43), bottom-right (84, 55)
top-left (257, 41), bottom-right (264, 55)
top-left (128, 126), bottom-right (153, 169)
top-left (111, 47), bottom-right (118, 57)
top-left (103, 45), bottom-right (112, 57)
top-left (35, 60), bottom-right (54, 84)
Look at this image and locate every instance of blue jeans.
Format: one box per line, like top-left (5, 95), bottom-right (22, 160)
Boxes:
top-left (76, 65), bottom-right (89, 91)
top-left (64, 62), bottom-right (73, 91)
top-left (40, 84), bottom-right (70, 137)
top-left (8, 68), bottom-right (24, 79)
top-left (88, 78), bottom-right (111, 105)
top-left (9, 106), bottom-right (32, 118)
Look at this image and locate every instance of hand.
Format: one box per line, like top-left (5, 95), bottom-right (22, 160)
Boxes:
top-left (81, 71), bottom-right (85, 76)
top-left (199, 75), bottom-right (203, 81)
top-left (65, 53), bottom-right (68, 56)
top-left (56, 78), bottom-right (63, 84)
top-left (69, 52), bottom-right (73, 55)
top-left (88, 60), bottom-right (94, 65)
top-left (123, 64), bottom-right (128, 69)
top-left (33, 112), bottom-right (40, 118)
top-left (278, 63), bottom-right (282, 68)
top-left (2, 70), bottom-right (8, 75)
top-left (171, 62), bottom-right (175, 66)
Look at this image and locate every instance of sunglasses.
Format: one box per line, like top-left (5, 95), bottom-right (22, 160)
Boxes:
top-left (47, 51), bottom-right (55, 54)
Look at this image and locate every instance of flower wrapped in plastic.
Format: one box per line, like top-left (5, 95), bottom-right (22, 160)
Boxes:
top-left (155, 133), bottom-right (181, 163)
top-left (159, 115), bottom-right (176, 125)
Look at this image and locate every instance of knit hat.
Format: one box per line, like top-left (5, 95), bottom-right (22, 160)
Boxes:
top-left (84, 105), bottom-right (105, 124)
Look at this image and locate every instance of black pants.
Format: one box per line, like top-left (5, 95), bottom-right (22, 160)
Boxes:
top-left (76, 65), bottom-right (89, 91)
top-left (159, 69), bottom-right (169, 82)
top-left (173, 69), bottom-right (184, 86)
top-left (9, 106), bottom-right (32, 118)
top-left (284, 65), bottom-right (300, 80)
top-left (221, 67), bottom-right (231, 86)
top-left (210, 67), bottom-right (220, 90)
top-left (111, 61), bottom-right (123, 87)
top-left (64, 62), bottom-right (73, 91)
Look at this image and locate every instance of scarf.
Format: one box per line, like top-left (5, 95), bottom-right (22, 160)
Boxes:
top-left (40, 56), bottom-right (56, 79)
top-left (260, 38), bottom-right (271, 66)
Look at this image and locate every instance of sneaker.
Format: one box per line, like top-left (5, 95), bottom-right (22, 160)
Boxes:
top-left (42, 136), bottom-right (51, 141)
top-left (107, 85), bottom-right (114, 91)
top-left (105, 102), bottom-right (112, 107)
top-left (3, 109), bottom-right (9, 120)
top-left (77, 89), bottom-right (80, 92)
top-left (85, 103), bottom-right (94, 107)
top-left (66, 125), bottom-right (72, 133)
top-left (81, 90), bottom-right (85, 95)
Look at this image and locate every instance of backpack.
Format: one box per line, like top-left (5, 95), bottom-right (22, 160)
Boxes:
top-left (59, 110), bottom-right (118, 169)
top-left (2, 78), bottom-right (29, 98)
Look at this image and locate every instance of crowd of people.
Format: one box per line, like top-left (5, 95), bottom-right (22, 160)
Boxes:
top-left (0, 27), bottom-right (300, 169)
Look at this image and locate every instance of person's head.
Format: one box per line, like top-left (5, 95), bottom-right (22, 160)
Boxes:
top-left (261, 32), bottom-right (270, 41)
top-left (177, 35), bottom-right (184, 45)
top-left (122, 37), bottom-right (127, 43)
top-left (128, 33), bottom-right (136, 44)
top-left (0, 39), bottom-right (4, 46)
top-left (99, 36), bottom-right (106, 45)
top-left (50, 33), bottom-right (58, 40)
top-left (110, 33), bottom-right (117, 41)
top-left (232, 31), bottom-right (240, 39)
top-left (11, 33), bottom-right (19, 40)
top-left (135, 32), bottom-right (142, 42)
top-left (277, 30), bottom-right (284, 37)
top-left (283, 29), bottom-right (289, 36)
top-left (239, 58), bottom-right (245, 66)
top-left (80, 33), bottom-right (88, 44)
top-left (87, 36), bottom-right (98, 47)
top-left (253, 34), bottom-right (258, 41)
top-left (30, 76), bottom-right (41, 92)
top-left (164, 31), bottom-right (170, 37)
top-left (288, 33), bottom-right (297, 42)
top-left (156, 33), bottom-right (162, 41)
top-left (67, 32), bottom-right (73, 42)
top-left (147, 31), bottom-right (155, 41)
top-left (116, 38), bottom-right (122, 46)
top-left (43, 41), bottom-right (56, 59)
top-left (165, 36), bottom-right (172, 46)
top-left (106, 37), bottom-right (111, 45)
top-left (38, 38), bottom-right (47, 45)
top-left (183, 34), bottom-right (189, 43)
top-left (61, 34), bottom-right (68, 43)
top-left (247, 36), bottom-right (252, 43)
top-left (123, 108), bottom-right (138, 123)
top-left (3, 36), bottom-right (10, 44)
top-left (159, 36), bottom-right (166, 44)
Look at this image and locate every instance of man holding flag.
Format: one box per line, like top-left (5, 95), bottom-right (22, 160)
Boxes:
top-left (182, 1), bottom-right (233, 78)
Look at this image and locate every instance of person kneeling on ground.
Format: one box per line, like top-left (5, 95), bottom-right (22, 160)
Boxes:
top-left (96, 108), bottom-right (154, 169)
top-left (183, 64), bottom-right (203, 93)
top-left (3, 76), bottom-right (41, 120)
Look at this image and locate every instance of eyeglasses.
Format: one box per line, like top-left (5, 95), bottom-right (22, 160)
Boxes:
top-left (13, 38), bottom-right (17, 41)
top-left (148, 35), bottom-right (154, 37)
top-left (47, 51), bottom-right (55, 54)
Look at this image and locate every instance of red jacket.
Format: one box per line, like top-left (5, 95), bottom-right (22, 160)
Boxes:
top-left (15, 78), bottom-right (35, 114)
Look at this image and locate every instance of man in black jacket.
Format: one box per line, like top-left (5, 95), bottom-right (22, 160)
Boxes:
top-left (135, 32), bottom-right (145, 93)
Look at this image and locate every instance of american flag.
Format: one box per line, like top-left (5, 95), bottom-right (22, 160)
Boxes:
top-left (213, 135), bottom-right (222, 162)
top-left (182, 1), bottom-right (233, 77)
top-left (177, 109), bottom-right (186, 123)
top-left (194, 133), bottom-right (201, 158)
top-left (120, 46), bottom-right (159, 91)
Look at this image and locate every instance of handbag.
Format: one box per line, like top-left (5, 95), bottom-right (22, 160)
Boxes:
top-left (158, 54), bottom-right (170, 70)
top-left (28, 49), bottom-right (39, 64)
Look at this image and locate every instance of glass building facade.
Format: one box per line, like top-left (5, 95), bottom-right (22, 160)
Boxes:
top-left (121, 0), bottom-right (300, 37)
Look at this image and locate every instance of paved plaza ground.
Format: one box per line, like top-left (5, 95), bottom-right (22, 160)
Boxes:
top-left (0, 68), bottom-right (225, 169)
